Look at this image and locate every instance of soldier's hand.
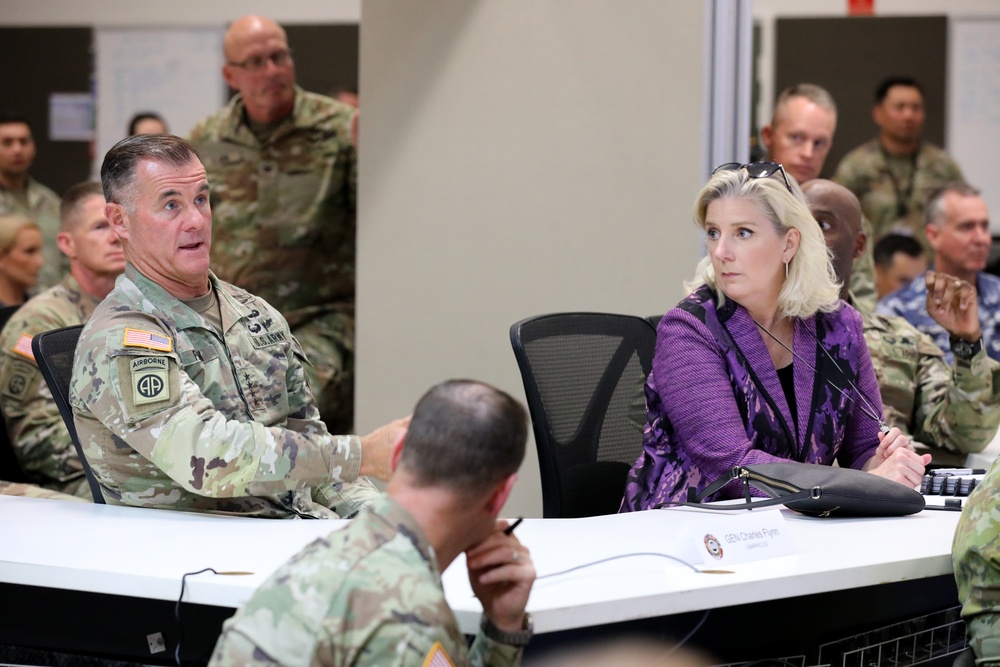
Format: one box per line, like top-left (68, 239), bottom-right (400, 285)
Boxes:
top-left (925, 270), bottom-right (981, 342)
top-left (466, 520), bottom-right (535, 633)
top-left (358, 415), bottom-right (411, 481)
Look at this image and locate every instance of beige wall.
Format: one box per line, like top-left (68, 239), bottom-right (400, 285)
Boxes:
top-left (0, 0), bottom-right (360, 25)
top-left (357, 1), bottom-right (707, 518)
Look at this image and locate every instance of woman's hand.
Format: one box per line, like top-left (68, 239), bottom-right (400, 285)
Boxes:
top-left (863, 427), bottom-right (930, 488)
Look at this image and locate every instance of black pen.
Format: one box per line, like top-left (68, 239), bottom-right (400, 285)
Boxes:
top-left (504, 517), bottom-right (524, 535)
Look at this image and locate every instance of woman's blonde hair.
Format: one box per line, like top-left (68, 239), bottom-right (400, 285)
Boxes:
top-left (686, 167), bottom-right (841, 319)
top-left (0, 215), bottom-right (39, 255)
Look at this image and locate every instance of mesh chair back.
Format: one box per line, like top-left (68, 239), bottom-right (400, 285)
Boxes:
top-left (31, 325), bottom-right (104, 503)
top-left (0, 304), bottom-right (30, 483)
top-left (510, 313), bottom-right (656, 518)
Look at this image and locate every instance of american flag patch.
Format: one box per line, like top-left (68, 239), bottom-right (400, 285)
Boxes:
top-left (122, 328), bottom-right (172, 352)
top-left (12, 333), bottom-right (33, 360)
top-left (422, 643), bottom-right (455, 667)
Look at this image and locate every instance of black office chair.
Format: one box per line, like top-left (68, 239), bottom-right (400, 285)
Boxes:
top-left (31, 325), bottom-right (104, 504)
top-left (0, 304), bottom-right (31, 484)
top-left (510, 313), bottom-right (656, 518)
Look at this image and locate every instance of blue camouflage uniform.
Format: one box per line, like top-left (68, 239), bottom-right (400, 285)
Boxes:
top-left (877, 273), bottom-right (1000, 365)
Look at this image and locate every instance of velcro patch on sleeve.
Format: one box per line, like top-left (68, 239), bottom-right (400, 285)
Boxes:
top-left (1, 360), bottom-right (39, 403)
top-left (12, 333), bottom-right (34, 360)
top-left (130, 356), bottom-right (169, 406)
top-left (122, 328), bottom-right (173, 353)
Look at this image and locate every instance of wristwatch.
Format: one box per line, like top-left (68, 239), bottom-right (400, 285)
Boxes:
top-left (481, 613), bottom-right (533, 647)
top-left (950, 336), bottom-right (983, 361)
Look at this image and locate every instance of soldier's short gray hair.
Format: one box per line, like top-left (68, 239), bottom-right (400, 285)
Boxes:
top-left (101, 134), bottom-right (201, 214)
top-left (925, 183), bottom-right (981, 227)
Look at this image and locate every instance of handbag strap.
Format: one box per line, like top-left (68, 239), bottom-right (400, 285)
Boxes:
top-left (671, 466), bottom-right (820, 511)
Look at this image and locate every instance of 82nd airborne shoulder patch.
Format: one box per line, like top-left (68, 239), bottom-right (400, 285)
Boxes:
top-left (130, 356), bottom-right (169, 405)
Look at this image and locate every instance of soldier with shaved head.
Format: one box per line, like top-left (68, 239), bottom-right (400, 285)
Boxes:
top-left (802, 179), bottom-right (1000, 458)
top-left (189, 15), bottom-right (359, 435)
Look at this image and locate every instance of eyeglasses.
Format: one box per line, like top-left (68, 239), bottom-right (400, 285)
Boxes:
top-left (712, 161), bottom-right (792, 193)
top-left (227, 49), bottom-right (294, 72)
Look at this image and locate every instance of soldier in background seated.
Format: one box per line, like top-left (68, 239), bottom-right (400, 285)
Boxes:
top-left (803, 179), bottom-right (1000, 463)
top-left (874, 233), bottom-right (928, 300)
top-left (0, 182), bottom-right (125, 497)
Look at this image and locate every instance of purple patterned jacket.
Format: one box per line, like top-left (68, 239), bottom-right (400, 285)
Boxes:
top-left (621, 285), bottom-right (883, 511)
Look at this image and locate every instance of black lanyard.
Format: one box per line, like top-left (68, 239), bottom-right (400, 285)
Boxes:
top-left (880, 144), bottom-right (919, 219)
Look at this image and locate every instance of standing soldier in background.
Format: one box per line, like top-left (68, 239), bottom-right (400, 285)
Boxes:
top-left (0, 111), bottom-right (64, 291)
top-left (834, 76), bottom-right (964, 253)
top-left (189, 15), bottom-right (358, 433)
top-left (0, 181), bottom-right (125, 497)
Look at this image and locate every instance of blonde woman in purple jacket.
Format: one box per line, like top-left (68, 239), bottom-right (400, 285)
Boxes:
top-left (622, 164), bottom-right (930, 510)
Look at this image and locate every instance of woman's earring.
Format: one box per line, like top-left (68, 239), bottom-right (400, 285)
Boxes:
top-left (785, 260), bottom-right (789, 279)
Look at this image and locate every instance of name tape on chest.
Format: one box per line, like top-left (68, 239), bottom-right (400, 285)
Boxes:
top-left (131, 356), bottom-right (169, 405)
top-left (123, 328), bottom-right (173, 353)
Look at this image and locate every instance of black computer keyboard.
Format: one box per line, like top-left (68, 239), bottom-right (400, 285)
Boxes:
top-left (920, 469), bottom-right (985, 497)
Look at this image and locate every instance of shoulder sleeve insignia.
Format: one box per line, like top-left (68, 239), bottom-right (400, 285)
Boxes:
top-left (122, 328), bottom-right (173, 353)
top-left (130, 356), bottom-right (169, 406)
top-left (12, 333), bottom-right (34, 360)
top-left (422, 642), bottom-right (455, 667)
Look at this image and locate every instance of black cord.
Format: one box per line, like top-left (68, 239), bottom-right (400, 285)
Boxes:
top-left (537, 551), bottom-right (702, 580)
top-left (174, 567), bottom-right (220, 667)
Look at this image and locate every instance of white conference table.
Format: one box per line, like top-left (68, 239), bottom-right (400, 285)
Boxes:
top-left (0, 494), bottom-right (964, 663)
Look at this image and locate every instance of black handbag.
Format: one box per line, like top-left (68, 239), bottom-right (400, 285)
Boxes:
top-left (688, 462), bottom-right (925, 517)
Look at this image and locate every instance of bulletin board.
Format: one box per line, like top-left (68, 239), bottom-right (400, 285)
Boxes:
top-left (948, 18), bottom-right (1000, 232)
top-left (95, 28), bottom-right (227, 165)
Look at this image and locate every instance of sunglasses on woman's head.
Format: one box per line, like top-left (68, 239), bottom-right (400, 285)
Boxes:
top-left (712, 161), bottom-right (793, 193)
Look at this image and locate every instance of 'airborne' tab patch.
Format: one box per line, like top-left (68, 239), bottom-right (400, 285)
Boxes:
top-left (131, 356), bottom-right (169, 405)
top-left (123, 328), bottom-right (172, 352)
top-left (12, 333), bottom-right (34, 360)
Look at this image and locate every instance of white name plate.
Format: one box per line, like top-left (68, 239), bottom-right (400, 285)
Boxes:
top-left (681, 509), bottom-right (796, 566)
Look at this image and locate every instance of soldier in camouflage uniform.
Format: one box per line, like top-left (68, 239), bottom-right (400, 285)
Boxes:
top-left (189, 15), bottom-right (357, 435)
top-left (0, 480), bottom-right (87, 502)
top-left (70, 134), bottom-right (405, 517)
top-left (0, 182), bottom-right (125, 498)
top-left (210, 380), bottom-right (535, 667)
top-left (878, 184), bottom-right (1000, 364)
top-left (803, 180), bottom-right (1000, 460)
top-left (833, 77), bottom-right (964, 253)
top-left (760, 83), bottom-right (877, 312)
top-left (0, 112), bottom-right (67, 291)
top-left (954, 453), bottom-right (1000, 664)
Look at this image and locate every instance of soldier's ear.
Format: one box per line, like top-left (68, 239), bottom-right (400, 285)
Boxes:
top-left (854, 231), bottom-right (867, 260)
top-left (106, 202), bottom-right (130, 241)
top-left (760, 124), bottom-right (774, 153)
top-left (389, 429), bottom-right (407, 473)
top-left (484, 473), bottom-right (518, 516)
top-left (56, 231), bottom-right (76, 259)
